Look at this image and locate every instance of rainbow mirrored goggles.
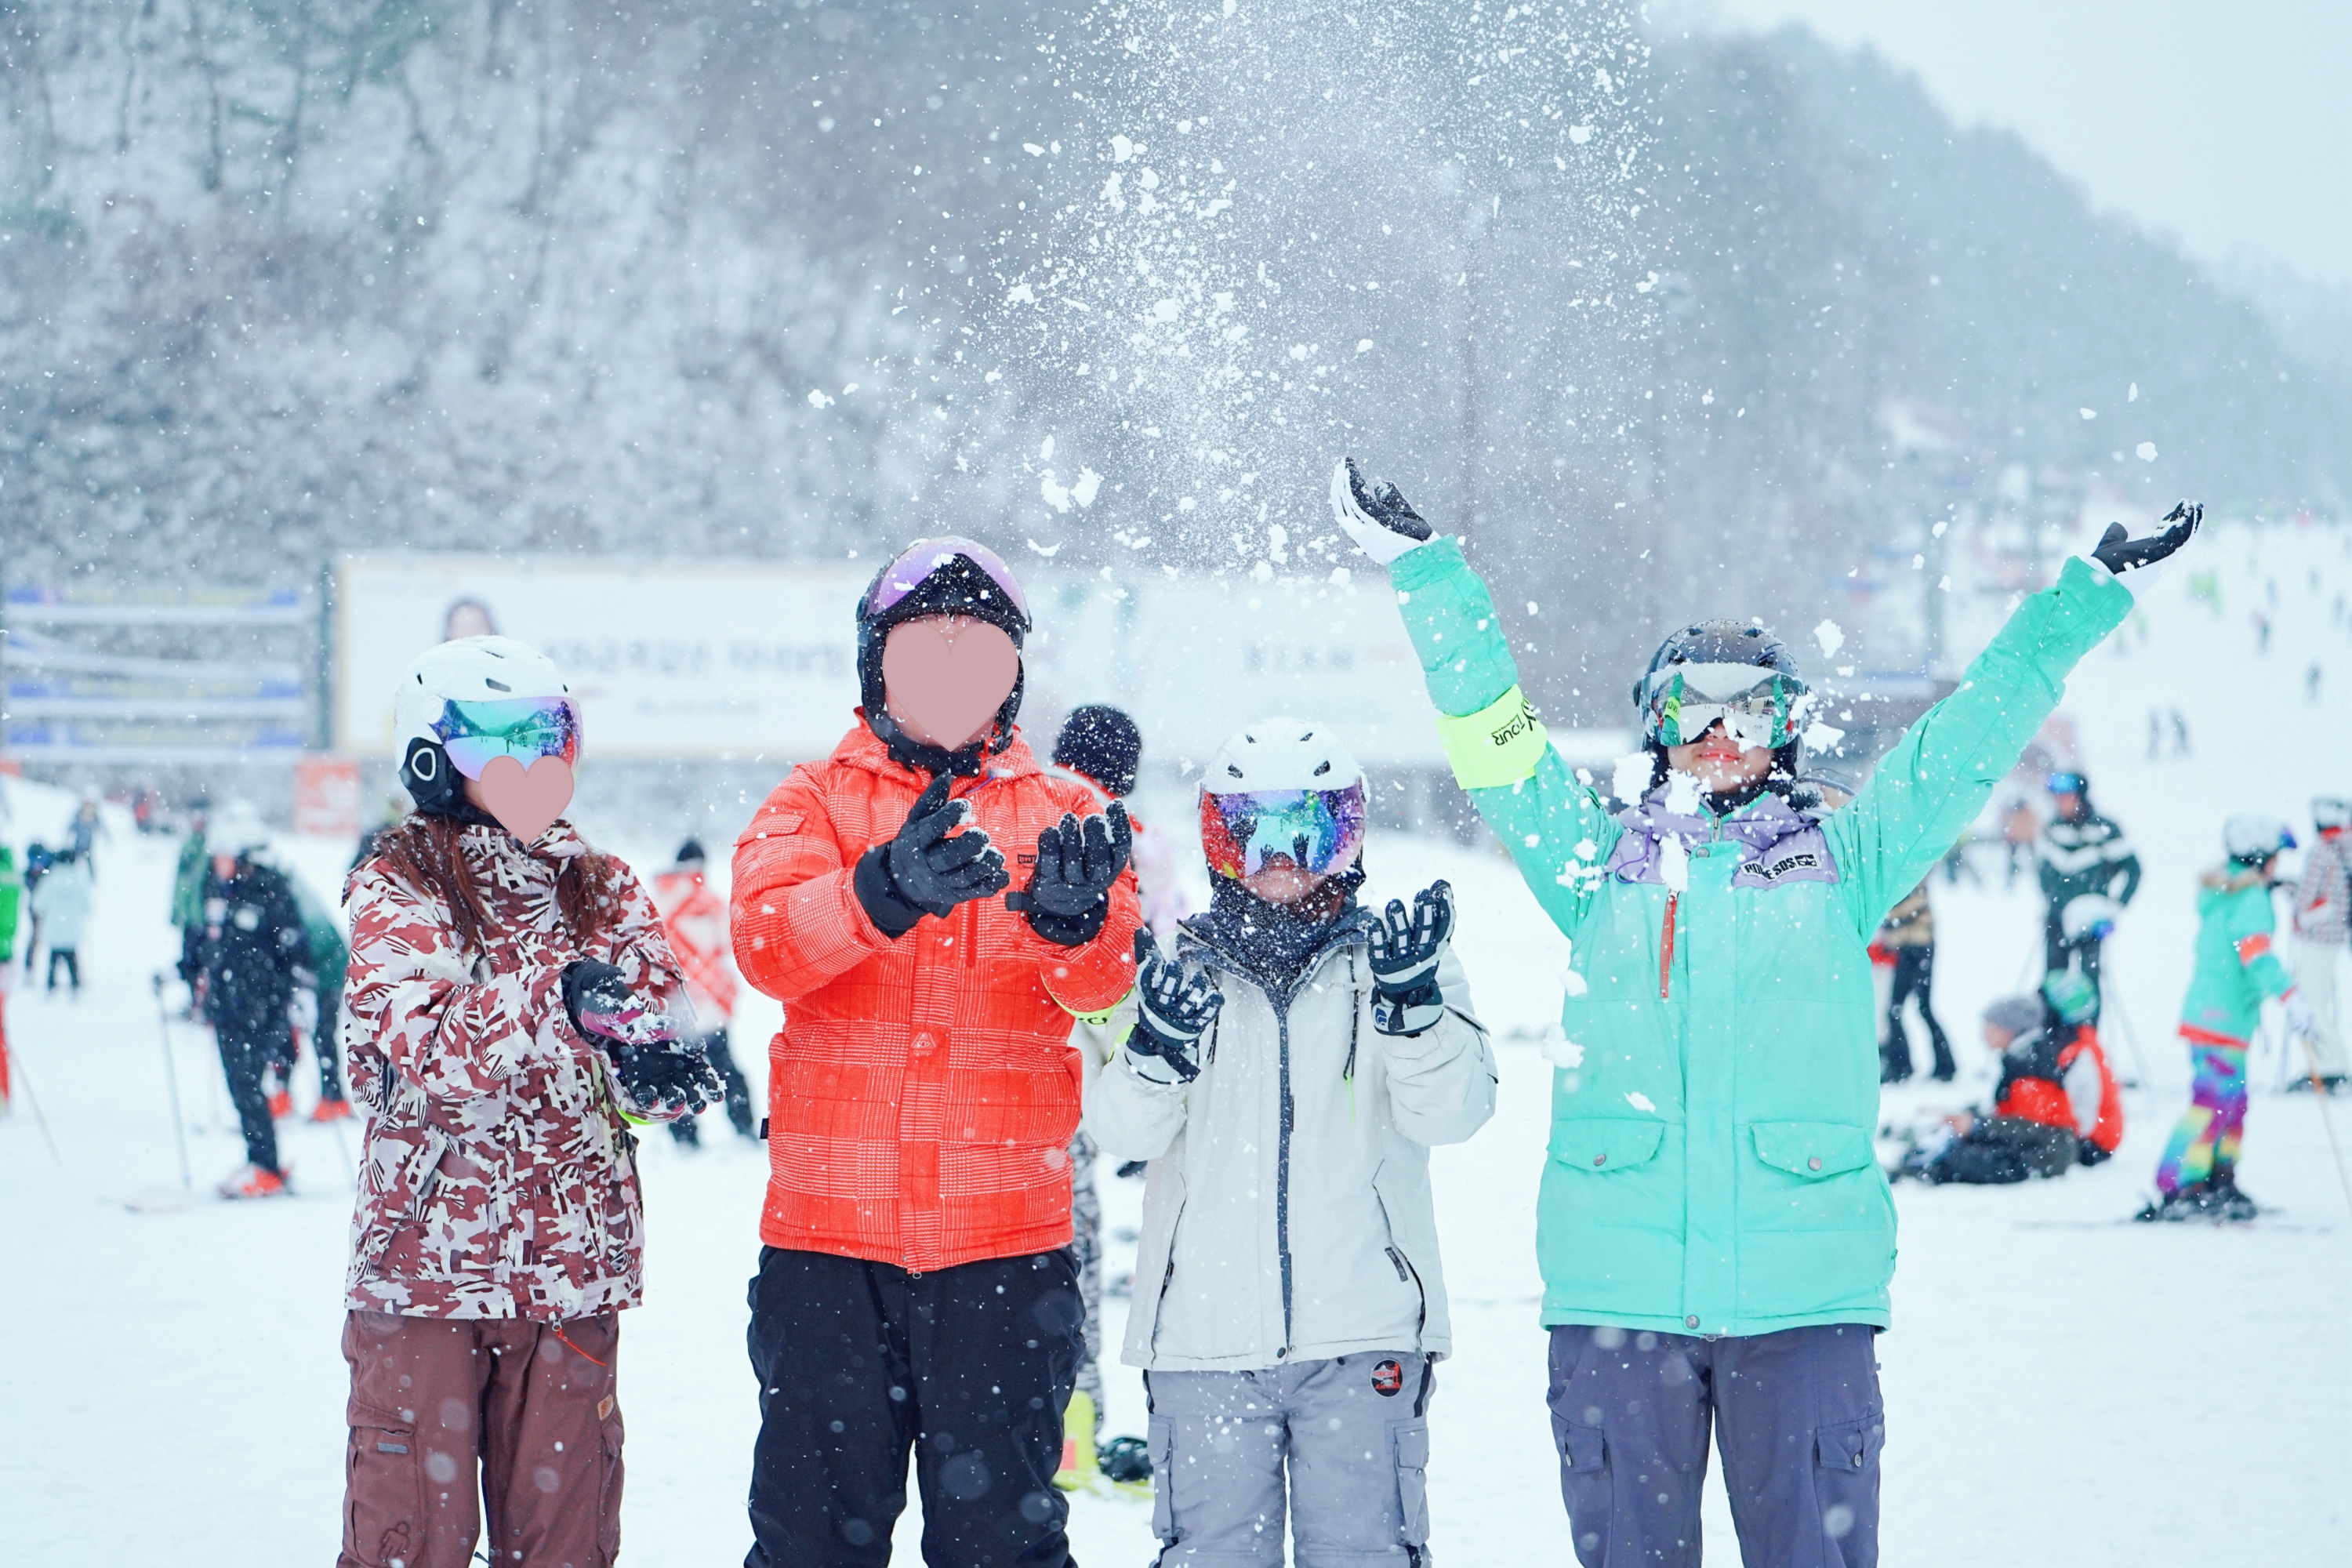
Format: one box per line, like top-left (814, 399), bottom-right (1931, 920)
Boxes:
top-left (433, 697), bottom-right (582, 779)
top-left (1640, 663), bottom-right (1808, 750)
top-left (1200, 785), bottom-right (1367, 880)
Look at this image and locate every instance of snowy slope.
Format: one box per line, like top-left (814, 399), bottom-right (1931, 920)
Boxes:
top-left (2, 520), bottom-right (2349, 1564)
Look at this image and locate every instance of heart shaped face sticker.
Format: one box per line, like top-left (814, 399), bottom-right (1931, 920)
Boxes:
top-left (882, 616), bottom-right (1020, 750)
top-left (474, 754), bottom-right (575, 845)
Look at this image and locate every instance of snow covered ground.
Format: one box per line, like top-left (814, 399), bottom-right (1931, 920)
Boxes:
top-left (4, 521), bottom-right (2350, 1563)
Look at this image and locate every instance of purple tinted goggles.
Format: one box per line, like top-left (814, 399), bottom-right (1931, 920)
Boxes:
top-left (863, 536), bottom-right (1029, 622)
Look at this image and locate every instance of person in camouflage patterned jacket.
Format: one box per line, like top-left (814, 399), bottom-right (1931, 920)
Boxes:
top-left (336, 636), bottom-right (717, 1568)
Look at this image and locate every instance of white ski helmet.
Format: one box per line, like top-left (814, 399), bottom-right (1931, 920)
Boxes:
top-left (394, 637), bottom-right (576, 811)
top-left (209, 800), bottom-right (272, 862)
top-left (2060, 892), bottom-right (2125, 944)
top-left (1201, 717), bottom-right (1364, 795)
top-left (2314, 797), bottom-right (2351, 832)
top-left (2223, 811), bottom-right (2294, 866)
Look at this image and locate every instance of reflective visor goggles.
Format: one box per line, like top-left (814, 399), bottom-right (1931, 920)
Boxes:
top-left (862, 536), bottom-right (1029, 622)
top-left (434, 697), bottom-right (582, 779)
top-left (1641, 663), bottom-right (1806, 750)
top-left (1200, 786), bottom-right (1367, 880)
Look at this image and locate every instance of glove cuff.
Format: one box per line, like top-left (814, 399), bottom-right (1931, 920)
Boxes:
top-left (1026, 895), bottom-right (1109, 948)
top-left (853, 844), bottom-right (924, 940)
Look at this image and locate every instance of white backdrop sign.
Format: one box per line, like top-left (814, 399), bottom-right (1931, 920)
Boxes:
top-left (336, 554), bottom-right (1468, 769)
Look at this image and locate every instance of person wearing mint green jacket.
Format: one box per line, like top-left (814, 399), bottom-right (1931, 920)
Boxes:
top-left (1333, 456), bottom-right (2200, 1568)
top-left (2139, 812), bottom-right (2313, 1222)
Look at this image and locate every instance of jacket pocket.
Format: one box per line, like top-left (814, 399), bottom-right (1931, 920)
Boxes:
top-left (1139, 1172), bottom-right (1189, 1359)
top-left (343, 1403), bottom-right (423, 1568)
top-left (1546, 1118), bottom-right (1667, 1174)
top-left (1749, 1121), bottom-right (1875, 1179)
top-left (1548, 1418), bottom-right (1611, 1568)
top-left (1392, 1419), bottom-right (1432, 1547)
top-left (596, 1404), bottom-right (626, 1563)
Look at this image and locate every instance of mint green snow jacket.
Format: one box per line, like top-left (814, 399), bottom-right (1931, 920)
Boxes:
top-left (1389, 539), bottom-right (2131, 1335)
top-left (2178, 870), bottom-right (2292, 1045)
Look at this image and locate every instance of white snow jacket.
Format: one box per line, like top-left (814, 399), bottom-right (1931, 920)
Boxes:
top-left (1086, 908), bottom-right (1495, 1372)
top-left (31, 860), bottom-right (94, 949)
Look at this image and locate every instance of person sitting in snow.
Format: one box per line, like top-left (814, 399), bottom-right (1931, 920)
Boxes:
top-left (1086, 716), bottom-right (1496, 1565)
top-left (1890, 994), bottom-right (2108, 1184)
top-left (1334, 453), bottom-right (2198, 1568)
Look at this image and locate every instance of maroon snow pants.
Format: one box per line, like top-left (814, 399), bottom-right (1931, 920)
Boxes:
top-left (338, 1309), bottom-right (623, 1568)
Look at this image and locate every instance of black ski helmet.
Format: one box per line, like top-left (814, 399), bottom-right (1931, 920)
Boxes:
top-left (1053, 705), bottom-right (1143, 798)
top-left (1631, 619), bottom-right (1811, 796)
top-left (855, 537), bottom-right (1033, 772)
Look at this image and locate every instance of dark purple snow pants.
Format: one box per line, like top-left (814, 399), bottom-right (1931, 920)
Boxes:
top-left (1548, 1323), bottom-right (1883, 1567)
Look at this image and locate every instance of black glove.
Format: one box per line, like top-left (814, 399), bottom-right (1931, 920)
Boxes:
top-left (853, 772), bottom-right (1011, 938)
top-left (1366, 880), bottom-right (1454, 1036)
top-left (1126, 928), bottom-right (1222, 1083)
top-left (1007, 800), bottom-right (1131, 946)
top-left (2091, 500), bottom-right (2200, 575)
top-left (562, 959), bottom-right (724, 1119)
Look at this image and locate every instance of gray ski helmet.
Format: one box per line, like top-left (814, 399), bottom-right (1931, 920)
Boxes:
top-left (2315, 797), bottom-right (2351, 832)
top-left (1632, 620), bottom-right (1809, 747)
top-left (2224, 811), bottom-right (2294, 866)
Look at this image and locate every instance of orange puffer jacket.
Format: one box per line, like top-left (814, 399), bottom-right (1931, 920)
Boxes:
top-left (731, 722), bottom-right (1142, 1271)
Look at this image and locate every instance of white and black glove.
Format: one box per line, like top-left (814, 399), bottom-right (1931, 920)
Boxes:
top-left (1125, 929), bottom-right (1222, 1083)
top-left (2090, 500), bottom-right (2199, 575)
top-left (1367, 880), bottom-right (1454, 1037)
top-left (1330, 456), bottom-right (1436, 565)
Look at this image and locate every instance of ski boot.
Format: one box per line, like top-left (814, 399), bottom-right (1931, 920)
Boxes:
top-left (1098, 1432), bottom-right (1155, 1500)
top-left (219, 1163), bottom-right (291, 1200)
top-left (310, 1098), bottom-right (354, 1123)
top-left (2206, 1172), bottom-right (2260, 1221)
top-left (267, 1088), bottom-right (294, 1120)
top-left (2134, 1182), bottom-right (2218, 1222)
top-left (1878, 1044), bottom-right (1913, 1085)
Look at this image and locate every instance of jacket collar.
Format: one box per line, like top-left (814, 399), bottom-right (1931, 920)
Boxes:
top-left (454, 818), bottom-right (589, 880)
top-left (826, 718), bottom-right (1044, 788)
top-left (1606, 787), bottom-right (1840, 888)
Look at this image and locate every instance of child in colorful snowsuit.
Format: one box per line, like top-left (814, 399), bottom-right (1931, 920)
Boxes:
top-left (339, 636), bottom-right (720, 1568)
top-left (1335, 457), bottom-right (2197, 1568)
top-left (1086, 717), bottom-right (1497, 1566)
top-left (2141, 813), bottom-right (2312, 1221)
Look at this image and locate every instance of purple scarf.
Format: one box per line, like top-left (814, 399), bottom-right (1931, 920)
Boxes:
top-left (1603, 789), bottom-right (1842, 891)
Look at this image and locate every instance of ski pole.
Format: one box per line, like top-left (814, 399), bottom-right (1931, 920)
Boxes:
top-left (2099, 970), bottom-right (2153, 1089)
top-left (150, 973), bottom-right (194, 1192)
top-left (9, 1041), bottom-right (62, 1166)
top-left (2291, 1029), bottom-right (2352, 1218)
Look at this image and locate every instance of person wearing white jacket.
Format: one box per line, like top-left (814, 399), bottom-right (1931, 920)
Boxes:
top-left (1087, 718), bottom-right (1496, 1566)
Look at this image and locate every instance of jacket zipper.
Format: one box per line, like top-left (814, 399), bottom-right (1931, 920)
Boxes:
top-left (1659, 892), bottom-right (1678, 1000)
top-left (1276, 1007), bottom-right (1295, 1356)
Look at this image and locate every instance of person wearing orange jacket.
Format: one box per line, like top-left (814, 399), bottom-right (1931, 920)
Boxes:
top-left (651, 838), bottom-right (757, 1144)
top-left (731, 537), bottom-right (1142, 1568)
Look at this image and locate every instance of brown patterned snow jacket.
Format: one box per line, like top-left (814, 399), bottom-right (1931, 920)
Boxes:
top-left (341, 820), bottom-right (686, 1321)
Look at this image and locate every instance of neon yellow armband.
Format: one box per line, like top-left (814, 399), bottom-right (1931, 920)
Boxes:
top-left (1435, 685), bottom-right (1548, 790)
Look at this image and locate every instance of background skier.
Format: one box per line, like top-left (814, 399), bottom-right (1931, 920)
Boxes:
top-left (339, 635), bottom-right (717, 1568)
top-left (171, 801), bottom-right (210, 1013)
top-left (2140, 813), bottom-right (2314, 1220)
top-left (730, 536), bottom-right (1141, 1568)
top-left (1335, 453), bottom-right (2195, 1568)
top-left (199, 804), bottom-right (306, 1197)
top-left (1086, 717), bottom-right (1496, 1566)
top-left (650, 838), bottom-right (757, 1144)
top-left (289, 872), bottom-right (353, 1120)
top-left (1891, 995), bottom-right (2103, 1184)
top-left (2288, 796), bottom-right (2350, 1091)
top-left (30, 847), bottom-right (92, 993)
top-left (2036, 771), bottom-right (2141, 1022)
top-left (1875, 877), bottom-right (1955, 1082)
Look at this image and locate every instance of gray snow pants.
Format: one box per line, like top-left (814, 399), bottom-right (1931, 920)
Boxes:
top-left (1548, 1323), bottom-right (1883, 1568)
top-left (1145, 1351), bottom-right (1434, 1566)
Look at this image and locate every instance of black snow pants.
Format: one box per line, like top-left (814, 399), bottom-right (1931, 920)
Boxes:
top-left (1922, 1116), bottom-right (2079, 1185)
top-left (745, 1245), bottom-right (1083, 1568)
top-left (217, 1022), bottom-right (285, 1174)
top-left (666, 1029), bottom-right (753, 1145)
top-left (1879, 945), bottom-right (1955, 1081)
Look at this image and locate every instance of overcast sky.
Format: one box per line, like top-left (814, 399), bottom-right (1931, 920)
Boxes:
top-left (1687, 0), bottom-right (2352, 289)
